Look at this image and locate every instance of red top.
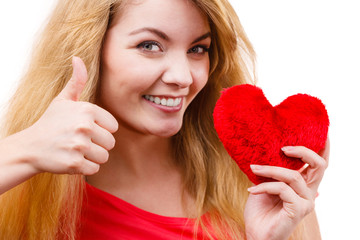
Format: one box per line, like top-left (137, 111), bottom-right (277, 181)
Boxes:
top-left (78, 183), bottom-right (212, 240)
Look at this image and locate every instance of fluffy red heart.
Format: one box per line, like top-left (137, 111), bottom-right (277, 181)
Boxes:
top-left (213, 84), bottom-right (329, 184)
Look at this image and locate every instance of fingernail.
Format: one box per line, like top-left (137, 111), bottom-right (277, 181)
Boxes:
top-left (247, 186), bottom-right (256, 193)
top-left (282, 146), bottom-right (294, 151)
top-left (298, 163), bottom-right (309, 173)
top-left (250, 164), bottom-right (262, 171)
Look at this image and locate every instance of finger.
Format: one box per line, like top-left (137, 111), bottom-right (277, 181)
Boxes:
top-left (282, 146), bottom-right (327, 170)
top-left (282, 146), bottom-right (327, 189)
top-left (248, 181), bottom-right (299, 204)
top-left (83, 143), bottom-right (110, 164)
top-left (250, 165), bottom-right (312, 199)
top-left (80, 160), bottom-right (100, 175)
top-left (67, 155), bottom-right (100, 175)
top-left (57, 56), bottom-right (88, 101)
top-left (92, 104), bottom-right (119, 133)
top-left (91, 124), bottom-right (116, 150)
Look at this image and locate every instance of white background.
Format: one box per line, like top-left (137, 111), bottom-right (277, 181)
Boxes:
top-left (0, 1), bottom-right (359, 239)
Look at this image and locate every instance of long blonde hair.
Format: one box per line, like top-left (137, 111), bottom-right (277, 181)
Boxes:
top-left (0, 0), bottom-right (304, 239)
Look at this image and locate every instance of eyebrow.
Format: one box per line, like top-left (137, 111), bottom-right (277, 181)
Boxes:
top-left (191, 32), bottom-right (211, 44)
top-left (129, 27), bottom-right (211, 44)
top-left (129, 27), bottom-right (169, 40)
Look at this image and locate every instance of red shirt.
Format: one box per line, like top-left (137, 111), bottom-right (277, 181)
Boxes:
top-left (78, 183), bottom-right (211, 240)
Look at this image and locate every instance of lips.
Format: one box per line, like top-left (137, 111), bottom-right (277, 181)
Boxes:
top-left (143, 95), bottom-right (182, 107)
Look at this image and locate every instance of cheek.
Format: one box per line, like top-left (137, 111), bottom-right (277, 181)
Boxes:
top-left (192, 60), bottom-right (210, 92)
top-left (102, 52), bottom-right (162, 92)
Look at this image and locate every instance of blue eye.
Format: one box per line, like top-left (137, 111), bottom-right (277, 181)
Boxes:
top-left (188, 45), bottom-right (209, 54)
top-left (137, 41), bottom-right (162, 52)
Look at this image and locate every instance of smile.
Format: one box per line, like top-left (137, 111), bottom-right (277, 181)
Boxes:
top-left (143, 95), bottom-right (182, 107)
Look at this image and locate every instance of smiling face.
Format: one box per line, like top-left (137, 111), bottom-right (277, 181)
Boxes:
top-left (97, 0), bottom-right (211, 138)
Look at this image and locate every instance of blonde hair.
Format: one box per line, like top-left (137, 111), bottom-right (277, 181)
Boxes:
top-left (0, 0), bottom-right (305, 239)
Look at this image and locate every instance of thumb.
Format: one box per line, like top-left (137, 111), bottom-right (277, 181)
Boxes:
top-left (57, 56), bottom-right (88, 101)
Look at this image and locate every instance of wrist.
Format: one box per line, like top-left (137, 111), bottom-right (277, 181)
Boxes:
top-left (0, 131), bottom-right (41, 194)
top-left (1, 129), bottom-right (41, 176)
top-left (245, 225), bottom-right (260, 240)
top-left (245, 226), bottom-right (289, 240)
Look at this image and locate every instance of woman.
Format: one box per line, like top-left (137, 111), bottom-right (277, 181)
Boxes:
top-left (0, 0), bottom-right (328, 239)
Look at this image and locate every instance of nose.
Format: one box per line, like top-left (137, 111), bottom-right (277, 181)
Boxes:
top-left (161, 53), bottom-right (193, 88)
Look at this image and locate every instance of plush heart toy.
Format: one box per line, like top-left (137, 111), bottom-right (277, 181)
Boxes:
top-left (213, 84), bottom-right (329, 184)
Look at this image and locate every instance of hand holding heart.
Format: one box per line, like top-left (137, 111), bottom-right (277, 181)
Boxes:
top-left (20, 57), bottom-right (118, 176)
top-left (213, 84), bottom-right (330, 239)
top-left (244, 141), bottom-right (329, 240)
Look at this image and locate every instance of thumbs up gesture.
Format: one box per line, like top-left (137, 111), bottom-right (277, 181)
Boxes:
top-left (22, 57), bottom-right (118, 175)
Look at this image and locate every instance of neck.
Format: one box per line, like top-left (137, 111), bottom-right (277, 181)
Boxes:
top-left (86, 124), bottom-right (179, 192)
top-left (85, 124), bottom-right (197, 218)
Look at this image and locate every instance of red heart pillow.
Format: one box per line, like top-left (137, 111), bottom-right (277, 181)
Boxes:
top-left (213, 84), bottom-right (329, 184)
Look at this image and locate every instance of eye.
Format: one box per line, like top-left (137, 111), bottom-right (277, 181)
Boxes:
top-left (187, 45), bottom-right (209, 54)
top-left (137, 41), bottom-right (162, 52)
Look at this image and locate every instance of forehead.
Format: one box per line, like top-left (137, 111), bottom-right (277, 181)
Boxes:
top-left (110, 0), bottom-right (210, 35)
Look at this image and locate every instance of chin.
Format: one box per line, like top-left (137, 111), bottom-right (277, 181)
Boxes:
top-left (150, 122), bottom-right (183, 138)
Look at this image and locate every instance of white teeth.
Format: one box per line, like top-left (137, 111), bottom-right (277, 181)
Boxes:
top-left (167, 98), bottom-right (174, 107)
top-left (144, 95), bottom-right (182, 107)
top-left (174, 98), bottom-right (181, 106)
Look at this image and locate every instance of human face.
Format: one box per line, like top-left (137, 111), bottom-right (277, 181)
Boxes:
top-left (98, 0), bottom-right (211, 138)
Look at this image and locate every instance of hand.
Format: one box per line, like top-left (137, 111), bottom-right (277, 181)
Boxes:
top-left (20, 57), bottom-right (118, 175)
top-left (244, 140), bottom-right (330, 240)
